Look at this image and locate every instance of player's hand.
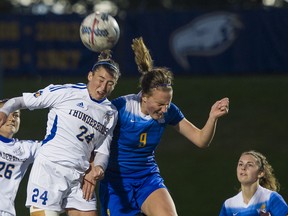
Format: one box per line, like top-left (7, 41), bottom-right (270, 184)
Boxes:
top-left (82, 171), bottom-right (96, 201)
top-left (209, 97), bottom-right (229, 119)
top-left (0, 112), bottom-right (8, 128)
top-left (93, 165), bottom-right (105, 180)
top-left (82, 165), bottom-right (104, 201)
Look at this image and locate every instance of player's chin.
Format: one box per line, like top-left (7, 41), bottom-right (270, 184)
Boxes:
top-left (152, 113), bottom-right (163, 120)
top-left (95, 93), bottom-right (107, 100)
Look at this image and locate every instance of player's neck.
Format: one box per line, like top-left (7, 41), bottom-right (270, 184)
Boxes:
top-left (241, 183), bottom-right (259, 204)
top-left (0, 131), bottom-right (14, 139)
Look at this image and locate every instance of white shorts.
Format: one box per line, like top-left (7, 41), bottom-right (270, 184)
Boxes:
top-left (0, 211), bottom-right (13, 216)
top-left (25, 154), bottom-right (97, 212)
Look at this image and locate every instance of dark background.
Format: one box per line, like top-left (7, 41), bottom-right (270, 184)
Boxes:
top-left (1, 0), bottom-right (288, 215)
top-left (3, 75), bottom-right (288, 215)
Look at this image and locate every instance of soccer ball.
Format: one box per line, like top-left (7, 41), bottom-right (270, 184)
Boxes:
top-left (79, 12), bottom-right (120, 52)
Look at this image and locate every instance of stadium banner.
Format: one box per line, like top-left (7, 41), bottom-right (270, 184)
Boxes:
top-left (0, 8), bottom-right (288, 77)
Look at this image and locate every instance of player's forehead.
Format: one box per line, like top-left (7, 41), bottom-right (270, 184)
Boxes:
top-left (94, 67), bottom-right (117, 81)
top-left (13, 110), bottom-right (21, 114)
top-left (149, 89), bottom-right (172, 102)
top-left (238, 154), bottom-right (257, 163)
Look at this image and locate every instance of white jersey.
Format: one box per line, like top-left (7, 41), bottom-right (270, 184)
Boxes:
top-left (23, 83), bottom-right (118, 173)
top-left (219, 185), bottom-right (288, 216)
top-left (0, 135), bottom-right (41, 216)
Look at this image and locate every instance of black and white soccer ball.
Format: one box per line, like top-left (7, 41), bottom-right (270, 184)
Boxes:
top-left (79, 12), bottom-right (120, 52)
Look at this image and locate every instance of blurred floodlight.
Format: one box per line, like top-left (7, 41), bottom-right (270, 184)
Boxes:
top-left (18, 0), bottom-right (34, 6)
top-left (31, 3), bottom-right (49, 14)
top-left (263, 0), bottom-right (276, 5)
top-left (51, 1), bottom-right (67, 14)
top-left (72, 2), bottom-right (87, 14)
top-left (94, 1), bottom-right (118, 16)
top-left (43, 0), bottom-right (54, 6)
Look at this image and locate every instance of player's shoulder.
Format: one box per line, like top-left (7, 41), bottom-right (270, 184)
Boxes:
top-left (94, 98), bottom-right (118, 115)
top-left (47, 83), bottom-right (87, 92)
top-left (17, 139), bottom-right (42, 147)
top-left (224, 191), bottom-right (242, 207)
top-left (257, 185), bottom-right (273, 197)
top-left (264, 187), bottom-right (285, 202)
top-left (112, 93), bottom-right (138, 109)
top-left (168, 102), bottom-right (179, 110)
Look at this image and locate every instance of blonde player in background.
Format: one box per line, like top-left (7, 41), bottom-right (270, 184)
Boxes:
top-left (0, 99), bottom-right (41, 216)
top-left (0, 50), bottom-right (121, 216)
top-left (219, 150), bottom-right (288, 216)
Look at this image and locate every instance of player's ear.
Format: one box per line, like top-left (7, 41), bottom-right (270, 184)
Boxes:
top-left (258, 171), bottom-right (264, 178)
top-left (88, 71), bottom-right (93, 81)
top-left (142, 96), bottom-right (147, 103)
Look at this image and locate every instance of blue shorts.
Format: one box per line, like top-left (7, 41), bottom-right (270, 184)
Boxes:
top-left (99, 173), bottom-right (166, 216)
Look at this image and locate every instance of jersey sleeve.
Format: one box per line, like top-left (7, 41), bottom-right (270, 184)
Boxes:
top-left (22, 84), bottom-right (81, 110)
top-left (93, 107), bottom-right (118, 170)
top-left (111, 96), bottom-right (126, 111)
top-left (165, 102), bottom-right (185, 126)
top-left (269, 192), bottom-right (288, 215)
top-left (94, 107), bottom-right (118, 156)
top-left (218, 203), bottom-right (228, 216)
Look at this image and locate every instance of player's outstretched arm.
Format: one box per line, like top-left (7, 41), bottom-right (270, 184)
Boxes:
top-left (0, 97), bottom-right (26, 127)
top-left (0, 111), bottom-right (7, 128)
top-left (175, 97), bottom-right (229, 148)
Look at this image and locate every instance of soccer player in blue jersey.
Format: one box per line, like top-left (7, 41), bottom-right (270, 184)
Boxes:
top-left (0, 51), bottom-right (121, 216)
top-left (219, 150), bottom-right (288, 216)
top-left (98, 37), bottom-right (230, 216)
top-left (0, 99), bottom-right (41, 216)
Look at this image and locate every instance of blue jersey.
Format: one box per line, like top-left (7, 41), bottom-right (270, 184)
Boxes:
top-left (105, 92), bottom-right (184, 179)
top-left (219, 186), bottom-right (288, 216)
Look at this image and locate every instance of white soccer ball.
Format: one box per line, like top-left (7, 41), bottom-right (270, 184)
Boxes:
top-left (79, 12), bottom-right (120, 52)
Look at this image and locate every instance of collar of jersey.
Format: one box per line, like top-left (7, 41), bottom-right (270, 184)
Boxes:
top-left (90, 95), bottom-right (106, 103)
top-left (0, 135), bottom-right (13, 143)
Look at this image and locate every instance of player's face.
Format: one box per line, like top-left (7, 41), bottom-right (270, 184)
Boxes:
top-left (236, 154), bottom-right (263, 186)
top-left (141, 89), bottom-right (173, 120)
top-left (87, 67), bottom-right (117, 101)
top-left (0, 109), bottom-right (20, 138)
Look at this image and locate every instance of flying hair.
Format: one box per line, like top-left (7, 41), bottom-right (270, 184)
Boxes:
top-left (131, 37), bottom-right (154, 73)
top-left (91, 49), bottom-right (120, 79)
top-left (0, 98), bottom-right (9, 104)
top-left (98, 49), bottom-right (113, 61)
top-left (131, 37), bottom-right (173, 94)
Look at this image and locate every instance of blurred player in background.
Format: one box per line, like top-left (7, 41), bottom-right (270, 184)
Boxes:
top-left (0, 99), bottom-right (41, 216)
top-left (219, 150), bottom-right (288, 216)
top-left (98, 37), bottom-right (229, 216)
top-left (0, 50), bottom-right (121, 216)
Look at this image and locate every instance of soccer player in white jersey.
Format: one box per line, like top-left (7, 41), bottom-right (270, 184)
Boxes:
top-left (219, 150), bottom-right (288, 216)
top-left (0, 50), bottom-right (121, 216)
top-left (0, 99), bottom-right (41, 216)
top-left (98, 37), bottom-right (229, 216)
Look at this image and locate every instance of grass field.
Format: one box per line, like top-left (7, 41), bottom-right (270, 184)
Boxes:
top-left (2, 74), bottom-right (288, 215)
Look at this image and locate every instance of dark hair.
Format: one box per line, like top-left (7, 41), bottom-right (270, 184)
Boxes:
top-left (0, 99), bottom-right (9, 104)
top-left (131, 37), bottom-right (173, 96)
top-left (91, 50), bottom-right (121, 81)
top-left (241, 150), bottom-right (280, 192)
